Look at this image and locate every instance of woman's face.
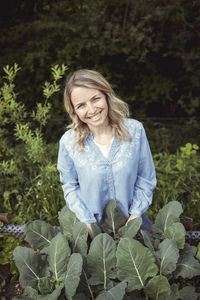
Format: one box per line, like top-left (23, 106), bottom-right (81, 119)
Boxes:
top-left (71, 86), bottom-right (109, 130)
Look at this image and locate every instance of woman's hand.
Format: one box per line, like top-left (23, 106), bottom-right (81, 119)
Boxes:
top-left (126, 214), bottom-right (138, 226)
top-left (86, 223), bottom-right (93, 239)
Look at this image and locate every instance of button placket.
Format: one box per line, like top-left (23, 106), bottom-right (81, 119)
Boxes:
top-left (106, 162), bottom-right (115, 198)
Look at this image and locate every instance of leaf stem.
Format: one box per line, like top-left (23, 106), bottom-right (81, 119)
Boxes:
top-left (103, 258), bottom-right (107, 290)
top-left (83, 269), bottom-right (94, 300)
top-left (111, 211), bottom-right (116, 240)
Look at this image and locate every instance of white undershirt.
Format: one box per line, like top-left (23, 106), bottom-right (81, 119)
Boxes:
top-left (94, 137), bottom-right (114, 158)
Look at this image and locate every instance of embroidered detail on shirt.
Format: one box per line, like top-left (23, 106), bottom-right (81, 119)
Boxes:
top-left (62, 119), bottom-right (142, 169)
top-left (92, 165), bottom-right (97, 170)
top-left (57, 118), bottom-right (156, 223)
top-left (117, 161), bottom-right (123, 167)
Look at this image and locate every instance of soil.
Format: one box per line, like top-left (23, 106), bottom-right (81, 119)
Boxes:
top-left (0, 239), bottom-right (30, 299)
top-left (0, 264), bottom-right (23, 300)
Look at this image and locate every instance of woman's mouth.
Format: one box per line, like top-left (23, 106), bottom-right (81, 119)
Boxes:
top-left (88, 111), bottom-right (102, 121)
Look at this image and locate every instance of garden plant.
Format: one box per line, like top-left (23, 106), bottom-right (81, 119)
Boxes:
top-left (0, 64), bottom-right (67, 225)
top-left (150, 143), bottom-right (200, 227)
top-left (13, 200), bottom-right (200, 300)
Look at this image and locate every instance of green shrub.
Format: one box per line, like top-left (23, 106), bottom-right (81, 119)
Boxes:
top-left (149, 143), bottom-right (200, 227)
top-left (143, 118), bottom-right (200, 154)
top-left (0, 64), bottom-right (67, 225)
top-left (13, 200), bottom-right (200, 299)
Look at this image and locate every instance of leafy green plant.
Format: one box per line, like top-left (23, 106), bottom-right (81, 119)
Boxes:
top-left (13, 200), bottom-right (200, 299)
top-left (0, 64), bottom-right (67, 225)
top-left (0, 233), bottom-right (23, 292)
top-left (151, 143), bottom-right (200, 226)
top-left (197, 244), bottom-right (200, 263)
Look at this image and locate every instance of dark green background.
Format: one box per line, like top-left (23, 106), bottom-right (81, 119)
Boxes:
top-left (1, 0), bottom-right (200, 150)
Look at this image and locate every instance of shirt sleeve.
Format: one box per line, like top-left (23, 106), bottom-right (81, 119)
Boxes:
top-left (57, 139), bottom-right (96, 223)
top-left (128, 124), bottom-right (156, 217)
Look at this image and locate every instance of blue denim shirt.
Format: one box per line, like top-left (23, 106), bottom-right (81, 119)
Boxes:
top-left (57, 118), bottom-right (156, 224)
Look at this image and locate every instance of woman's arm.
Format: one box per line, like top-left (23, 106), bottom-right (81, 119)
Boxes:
top-left (128, 124), bottom-right (157, 217)
top-left (57, 139), bottom-right (96, 224)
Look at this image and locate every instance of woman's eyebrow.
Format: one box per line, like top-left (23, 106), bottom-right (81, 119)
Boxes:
top-left (90, 93), bottom-right (101, 100)
top-left (74, 93), bottom-right (101, 108)
top-left (74, 101), bottom-right (84, 108)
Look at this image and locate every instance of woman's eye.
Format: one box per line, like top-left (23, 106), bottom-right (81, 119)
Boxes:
top-left (76, 104), bottom-right (84, 109)
top-left (93, 97), bottom-right (100, 102)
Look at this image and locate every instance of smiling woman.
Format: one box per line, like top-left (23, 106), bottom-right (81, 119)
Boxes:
top-left (71, 87), bottom-right (109, 134)
top-left (57, 69), bottom-right (156, 238)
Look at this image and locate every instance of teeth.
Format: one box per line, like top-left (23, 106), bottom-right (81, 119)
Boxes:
top-left (89, 112), bottom-right (101, 120)
top-left (92, 114), bottom-right (100, 120)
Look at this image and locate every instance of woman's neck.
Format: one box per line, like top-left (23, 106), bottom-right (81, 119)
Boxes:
top-left (89, 123), bottom-right (114, 145)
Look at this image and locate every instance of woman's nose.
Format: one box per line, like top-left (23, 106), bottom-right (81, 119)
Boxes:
top-left (87, 103), bottom-right (95, 114)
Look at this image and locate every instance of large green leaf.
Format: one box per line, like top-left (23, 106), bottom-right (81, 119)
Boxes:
top-left (72, 293), bottom-right (88, 300)
top-left (152, 201), bottom-right (183, 235)
top-left (72, 222), bottom-right (88, 257)
top-left (144, 275), bottom-right (170, 299)
top-left (23, 220), bottom-right (59, 250)
top-left (174, 243), bottom-right (200, 279)
top-left (38, 277), bottom-right (56, 295)
top-left (90, 223), bottom-right (102, 238)
top-left (75, 263), bottom-right (90, 295)
top-left (47, 232), bottom-right (71, 282)
top-left (165, 284), bottom-right (180, 300)
top-left (65, 253), bottom-right (83, 299)
top-left (58, 205), bottom-right (79, 241)
top-left (179, 286), bottom-right (200, 300)
top-left (101, 200), bottom-right (126, 238)
top-left (13, 246), bottom-right (47, 290)
top-left (162, 284), bottom-right (200, 300)
top-left (141, 230), bottom-right (155, 253)
top-left (157, 239), bottom-right (179, 275)
top-left (25, 287), bottom-right (38, 299)
top-left (87, 233), bottom-right (117, 288)
top-left (118, 218), bottom-right (142, 239)
top-left (123, 294), bottom-right (145, 300)
top-left (164, 222), bottom-right (186, 249)
top-left (37, 284), bottom-right (64, 300)
top-left (116, 238), bottom-right (158, 292)
top-left (96, 281), bottom-right (127, 300)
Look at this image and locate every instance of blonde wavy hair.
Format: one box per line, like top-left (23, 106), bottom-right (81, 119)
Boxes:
top-left (64, 69), bottom-right (131, 150)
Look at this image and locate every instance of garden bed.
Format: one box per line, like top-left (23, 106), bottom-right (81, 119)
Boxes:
top-left (0, 264), bottom-right (23, 300)
top-left (0, 203), bottom-right (200, 300)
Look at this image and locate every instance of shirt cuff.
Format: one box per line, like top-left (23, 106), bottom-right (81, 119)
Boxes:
top-left (79, 218), bottom-right (97, 224)
top-left (128, 208), bottom-right (142, 218)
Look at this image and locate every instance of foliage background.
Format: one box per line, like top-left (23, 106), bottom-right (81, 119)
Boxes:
top-left (1, 3), bottom-right (200, 298)
top-left (0, 0), bottom-right (200, 118)
top-left (0, 0), bottom-right (200, 225)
